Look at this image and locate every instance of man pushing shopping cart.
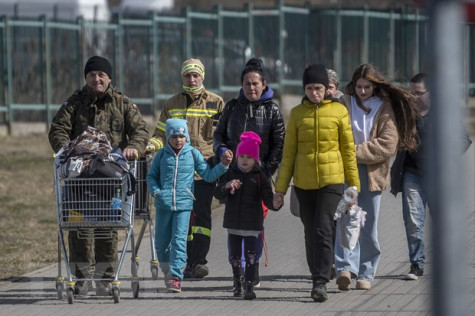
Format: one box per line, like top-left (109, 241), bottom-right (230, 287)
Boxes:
top-left (48, 56), bottom-right (149, 303)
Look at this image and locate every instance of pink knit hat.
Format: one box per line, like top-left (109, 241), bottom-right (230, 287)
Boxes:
top-left (236, 131), bottom-right (262, 161)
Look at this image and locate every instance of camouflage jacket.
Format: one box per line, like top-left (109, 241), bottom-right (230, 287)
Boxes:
top-left (48, 85), bottom-right (149, 153)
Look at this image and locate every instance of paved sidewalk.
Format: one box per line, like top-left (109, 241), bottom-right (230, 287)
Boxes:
top-left (0, 148), bottom-right (473, 315)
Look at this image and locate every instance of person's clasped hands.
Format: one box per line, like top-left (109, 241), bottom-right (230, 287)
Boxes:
top-left (273, 192), bottom-right (284, 210)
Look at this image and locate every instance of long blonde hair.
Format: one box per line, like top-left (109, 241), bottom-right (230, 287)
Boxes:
top-left (345, 64), bottom-right (418, 152)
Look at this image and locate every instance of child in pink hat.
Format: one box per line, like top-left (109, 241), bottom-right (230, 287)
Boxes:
top-left (214, 131), bottom-right (281, 300)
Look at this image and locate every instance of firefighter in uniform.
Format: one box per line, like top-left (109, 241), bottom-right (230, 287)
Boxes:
top-left (48, 56), bottom-right (149, 295)
top-left (147, 58), bottom-right (228, 278)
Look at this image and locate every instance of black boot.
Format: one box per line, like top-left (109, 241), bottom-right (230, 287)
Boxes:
top-left (252, 262), bottom-right (260, 287)
top-left (311, 279), bottom-right (328, 302)
top-left (244, 281), bottom-right (256, 300)
top-left (183, 264), bottom-right (193, 279)
top-left (233, 277), bottom-right (243, 297)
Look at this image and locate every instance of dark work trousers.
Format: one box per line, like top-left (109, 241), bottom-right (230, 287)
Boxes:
top-left (68, 229), bottom-right (118, 281)
top-left (228, 233), bottom-right (258, 282)
top-left (186, 179), bottom-right (216, 267)
top-left (294, 184), bottom-right (343, 282)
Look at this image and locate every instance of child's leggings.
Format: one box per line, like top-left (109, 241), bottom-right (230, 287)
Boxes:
top-left (228, 233), bottom-right (258, 282)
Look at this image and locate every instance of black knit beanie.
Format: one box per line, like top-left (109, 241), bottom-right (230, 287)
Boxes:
top-left (302, 64), bottom-right (329, 89)
top-left (84, 56), bottom-right (112, 79)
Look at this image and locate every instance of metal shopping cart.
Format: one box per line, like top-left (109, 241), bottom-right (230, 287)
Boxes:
top-left (54, 160), bottom-right (138, 304)
top-left (130, 156), bottom-right (159, 281)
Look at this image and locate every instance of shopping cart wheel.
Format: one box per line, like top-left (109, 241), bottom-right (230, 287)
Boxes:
top-left (151, 265), bottom-right (159, 280)
top-left (56, 281), bottom-right (64, 300)
top-left (112, 287), bottom-right (120, 303)
top-left (132, 280), bottom-right (140, 298)
top-left (67, 288), bottom-right (74, 304)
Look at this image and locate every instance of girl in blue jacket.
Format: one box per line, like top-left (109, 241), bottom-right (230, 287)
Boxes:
top-left (146, 118), bottom-right (232, 293)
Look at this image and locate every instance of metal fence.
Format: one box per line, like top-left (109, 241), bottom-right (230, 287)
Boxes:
top-left (0, 3), bottom-right (473, 130)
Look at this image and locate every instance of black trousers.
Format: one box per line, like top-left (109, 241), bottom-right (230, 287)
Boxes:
top-left (228, 233), bottom-right (258, 282)
top-left (294, 184), bottom-right (343, 282)
top-left (186, 179), bottom-right (216, 266)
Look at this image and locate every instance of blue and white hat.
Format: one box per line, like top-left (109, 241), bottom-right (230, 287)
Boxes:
top-left (165, 118), bottom-right (190, 142)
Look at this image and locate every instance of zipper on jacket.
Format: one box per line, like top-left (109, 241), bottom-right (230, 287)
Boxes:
top-left (314, 104), bottom-right (320, 188)
top-left (172, 148), bottom-right (184, 211)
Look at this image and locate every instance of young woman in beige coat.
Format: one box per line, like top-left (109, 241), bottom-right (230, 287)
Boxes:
top-left (334, 64), bottom-right (418, 291)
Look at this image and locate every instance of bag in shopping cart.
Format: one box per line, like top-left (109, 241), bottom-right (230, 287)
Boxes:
top-left (80, 153), bottom-right (128, 179)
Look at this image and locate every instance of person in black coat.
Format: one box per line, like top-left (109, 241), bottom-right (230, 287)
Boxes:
top-left (390, 73), bottom-right (472, 281)
top-left (214, 131), bottom-right (280, 300)
top-left (213, 57), bottom-right (285, 177)
top-left (213, 57), bottom-right (285, 286)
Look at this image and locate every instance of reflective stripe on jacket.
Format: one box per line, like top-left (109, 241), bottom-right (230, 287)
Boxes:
top-left (149, 90), bottom-right (224, 158)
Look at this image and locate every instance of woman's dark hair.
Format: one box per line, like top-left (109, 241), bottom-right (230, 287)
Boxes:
top-left (345, 63), bottom-right (419, 152)
top-left (240, 57), bottom-right (265, 84)
top-left (410, 72), bottom-right (428, 85)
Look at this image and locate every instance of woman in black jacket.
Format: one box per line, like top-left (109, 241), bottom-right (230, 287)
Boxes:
top-left (213, 58), bottom-right (285, 286)
top-left (214, 57), bottom-right (285, 177)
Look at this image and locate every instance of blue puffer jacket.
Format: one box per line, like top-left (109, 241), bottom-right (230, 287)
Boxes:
top-left (146, 118), bottom-right (228, 211)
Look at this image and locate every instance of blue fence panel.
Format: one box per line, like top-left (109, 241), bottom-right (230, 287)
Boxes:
top-left (188, 11), bottom-right (219, 91)
top-left (253, 11), bottom-right (280, 85)
top-left (221, 14), bottom-right (249, 90)
top-left (2, 4), bottom-right (472, 131)
top-left (283, 9), bottom-right (309, 91)
top-left (154, 17), bottom-right (186, 95)
top-left (49, 22), bottom-right (82, 104)
top-left (368, 16), bottom-right (391, 76)
top-left (0, 19), bottom-right (5, 110)
top-left (308, 10), bottom-right (338, 72)
top-left (340, 15), bottom-right (365, 81)
top-left (121, 23), bottom-right (152, 99)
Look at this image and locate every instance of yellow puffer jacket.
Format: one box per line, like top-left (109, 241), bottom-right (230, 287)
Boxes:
top-left (275, 98), bottom-right (360, 193)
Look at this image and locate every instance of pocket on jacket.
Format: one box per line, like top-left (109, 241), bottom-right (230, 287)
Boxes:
top-left (186, 187), bottom-right (196, 200)
top-left (111, 118), bottom-right (124, 132)
top-left (201, 117), bottom-right (214, 140)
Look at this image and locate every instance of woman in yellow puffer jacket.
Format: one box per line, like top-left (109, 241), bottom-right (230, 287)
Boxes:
top-left (273, 64), bottom-right (360, 302)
